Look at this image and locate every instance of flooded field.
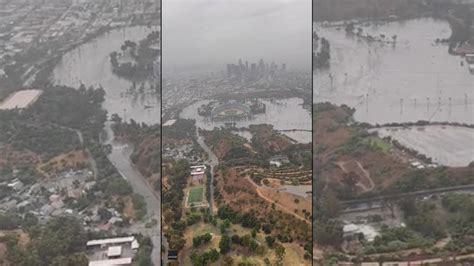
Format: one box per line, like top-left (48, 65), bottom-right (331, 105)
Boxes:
top-left (180, 97), bottom-right (311, 143)
top-left (375, 125), bottom-right (474, 167)
top-left (314, 18), bottom-right (474, 125)
top-left (53, 26), bottom-right (160, 125)
top-left (0, 89), bottom-right (43, 110)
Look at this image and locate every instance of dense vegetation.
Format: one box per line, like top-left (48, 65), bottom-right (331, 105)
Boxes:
top-left (313, 34), bottom-right (330, 69)
top-left (313, 189), bottom-right (344, 248)
top-left (0, 85), bottom-right (106, 183)
top-left (217, 205), bottom-right (261, 230)
top-left (112, 115), bottom-right (161, 180)
top-left (5, 216), bottom-right (88, 266)
top-left (314, 103), bottom-right (474, 263)
top-left (162, 119), bottom-right (196, 141)
top-left (110, 31), bottom-right (160, 81)
top-left (0, 111), bottom-right (80, 161)
top-left (162, 159), bottom-right (190, 250)
top-left (1, 83), bottom-right (146, 216)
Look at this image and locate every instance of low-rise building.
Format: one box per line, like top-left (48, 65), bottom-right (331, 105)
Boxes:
top-left (7, 179), bottom-right (24, 191)
top-left (190, 165), bottom-right (206, 183)
top-left (343, 223), bottom-right (379, 242)
top-left (269, 155), bottom-right (289, 168)
top-left (86, 236), bottom-right (139, 266)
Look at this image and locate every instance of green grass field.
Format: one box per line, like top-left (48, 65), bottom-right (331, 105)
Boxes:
top-left (188, 186), bottom-right (205, 204)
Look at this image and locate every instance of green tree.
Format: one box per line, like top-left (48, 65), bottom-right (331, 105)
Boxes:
top-left (98, 207), bottom-right (112, 221)
top-left (265, 235), bottom-right (275, 248)
top-left (223, 256), bottom-right (234, 265)
top-left (219, 235), bottom-right (232, 254)
top-left (275, 244), bottom-right (286, 264)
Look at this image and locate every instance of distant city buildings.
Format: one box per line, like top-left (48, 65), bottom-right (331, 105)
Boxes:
top-left (226, 58), bottom-right (287, 80)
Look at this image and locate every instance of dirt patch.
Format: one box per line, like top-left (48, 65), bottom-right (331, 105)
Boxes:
top-left (264, 178), bottom-right (285, 188)
top-left (314, 104), bottom-right (411, 197)
top-left (249, 124), bottom-right (293, 154)
top-left (215, 167), bottom-right (312, 244)
top-left (37, 149), bottom-right (90, 178)
top-left (335, 160), bottom-right (374, 193)
top-left (202, 129), bottom-right (250, 161)
top-left (181, 222), bottom-right (221, 265)
top-left (256, 184), bottom-right (312, 222)
top-left (112, 195), bottom-right (135, 219)
top-left (133, 136), bottom-right (160, 178)
top-left (0, 229), bottom-right (30, 264)
top-left (0, 146), bottom-right (40, 172)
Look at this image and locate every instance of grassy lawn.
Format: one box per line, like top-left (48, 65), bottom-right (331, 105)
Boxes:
top-left (188, 186), bottom-right (205, 204)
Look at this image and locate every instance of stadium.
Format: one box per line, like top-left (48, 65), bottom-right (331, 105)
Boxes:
top-left (210, 101), bottom-right (252, 121)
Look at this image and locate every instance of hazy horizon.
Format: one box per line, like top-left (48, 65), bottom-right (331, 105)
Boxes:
top-left (163, 0), bottom-right (311, 75)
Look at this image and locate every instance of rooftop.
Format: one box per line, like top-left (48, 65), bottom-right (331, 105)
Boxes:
top-left (107, 246), bottom-right (122, 257)
top-left (343, 223), bottom-right (379, 242)
top-left (163, 119), bottom-right (176, 126)
top-left (87, 236), bottom-right (135, 247)
top-left (88, 258), bottom-right (132, 266)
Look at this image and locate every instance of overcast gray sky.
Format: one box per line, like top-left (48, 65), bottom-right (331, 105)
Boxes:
top-left (163, 0), bottom-right (311, 75)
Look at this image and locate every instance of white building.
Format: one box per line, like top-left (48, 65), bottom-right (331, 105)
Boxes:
top-left (466, 54), bottom-right (474, 73)
top-left (107, 246), bottom-right (122, 258)
top-left (190, 165), bottom-right (206, 182)
top-left (343, 223), bottom-right (379, 242)
top-left (163, 119), bottom-right (176, 126)
top-left (7, 179), bottom-right (24, 191)
top-left (87, 236), bottom-right (139, 266)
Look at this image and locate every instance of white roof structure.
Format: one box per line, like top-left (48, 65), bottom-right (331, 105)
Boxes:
top-left (190, 165), bottom-right (207, 169)
top-left (343, 223), bottom-right (379, 242)
top-left (190, 165), bottom-right (206, 176)
top-left (107, 246), bottom-right (122, 257)
top-left (163, 119), bottom-right (176, 126)
top-left (87, 236), bottom-right (135, 247)
top-left (88, 258), bottom-right (132, 266)
top-left (343, 223), bottom-right (358, 233)
top-left (269, 160), bottom-right (282, 167)
top-left (466, 54), bottom-right (474, 65)
top-left (191, 169), bottom-right (205, 176)
top-left (131, 239), bottom-right (139, 250)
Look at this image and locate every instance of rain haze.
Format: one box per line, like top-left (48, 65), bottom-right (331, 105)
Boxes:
top-left (163, 0), bottom-right (311, 75)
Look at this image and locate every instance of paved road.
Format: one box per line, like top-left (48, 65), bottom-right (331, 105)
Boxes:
top-left (343, 183), bottom-right (474, 212)
top-left (196, 128), bottom-right (219, 214)
top-left (104, 122), bottom-right (161, 266)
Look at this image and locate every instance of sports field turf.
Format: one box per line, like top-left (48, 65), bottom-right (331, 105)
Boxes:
top-left (188, 186), bottom-right (204, 204)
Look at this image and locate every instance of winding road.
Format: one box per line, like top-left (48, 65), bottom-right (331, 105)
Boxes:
top-left (103, 122), bottom-right (161, 266)
top-left (196, 128), bottom-right (219, 214)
